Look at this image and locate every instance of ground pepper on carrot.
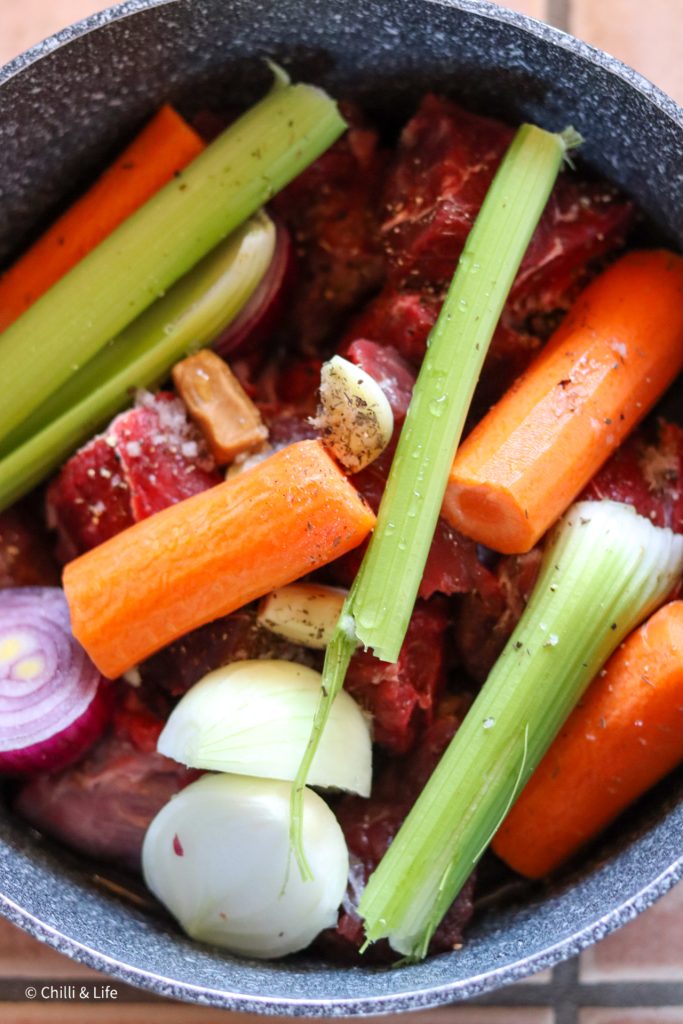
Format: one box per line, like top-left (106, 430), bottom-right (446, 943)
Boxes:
top-left (0, 105), bottom-right (204, 331)
top-left (443, 249), bottom-right (683, 554)
top-left (493, 600), bottom-right (683, 878)
top-left (63, 440), bottom-right (375, 679)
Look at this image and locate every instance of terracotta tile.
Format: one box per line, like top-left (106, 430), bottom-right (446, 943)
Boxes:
top-left (0, 1006), bottom-right (249, 1023)
top-left (518, 968), bottom-right (554, 984)
top-left (580, 1012), bottom-right (683, 1024)
top-left (378, 1012), bottom-right (554, 1024)
top-left (0, 1007), bottom-right (557, 1024)
top-left (490, 0), bottom-right (547, 19)
top-left (0, 0), bottom-right (115, 67)
top-left (580, 882), bottom-right (683, 982)
top-left (0, 918), bottom-right (99, 980)
top-left (570, 0), bottom-right (683, 105)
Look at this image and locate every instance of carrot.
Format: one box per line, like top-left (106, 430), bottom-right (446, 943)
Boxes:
top-left (63, 440), bottom-right (375, 679)
top-left (443, 250), bottom-right (683, 554)
top-left (492, 600), bottom-right (683, 878)
top-left (0, 105), bottom-right (204, 331)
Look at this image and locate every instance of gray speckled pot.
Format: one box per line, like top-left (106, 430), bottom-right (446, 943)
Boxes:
top-left (1, 0), bottom-right (682, 1014)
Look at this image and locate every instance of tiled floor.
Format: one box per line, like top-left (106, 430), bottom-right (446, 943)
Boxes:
top-left (0, 0), bottom-right (681, 1020)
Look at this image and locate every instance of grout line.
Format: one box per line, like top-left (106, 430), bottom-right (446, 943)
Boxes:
top-left (546, 0), bottom-right (572, 31)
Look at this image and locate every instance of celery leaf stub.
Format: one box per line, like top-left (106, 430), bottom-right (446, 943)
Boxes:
top-left (358, 500), bottom-right (683, 959)
top-left (290, 122), bottom-right (581, 873)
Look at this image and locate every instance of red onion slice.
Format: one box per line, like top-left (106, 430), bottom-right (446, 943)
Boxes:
top-left (211, 215), bottom-right (295, 360)
top-left (0, 587), bottom-right (111, 776)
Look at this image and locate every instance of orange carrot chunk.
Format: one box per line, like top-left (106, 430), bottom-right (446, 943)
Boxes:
top-left (0, 105), bottom-right (204, 331)
top-left (63, 440), bottom-right (375, 679)
top-left (492, 600), bottom-right (683, 878)
top-left (443, 250), bottom-right (683, 554)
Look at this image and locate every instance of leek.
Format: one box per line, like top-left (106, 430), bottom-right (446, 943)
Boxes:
top-left (291, 123), bottom-right (581, 873)
top-left (0, 214), bottom-right (275, 512)
top-left (358, 500), bottom-right (683, 959)
top-left (0, 73), bottom-right (345, 442)
top-left (157, 659), bottom-right (371, 796)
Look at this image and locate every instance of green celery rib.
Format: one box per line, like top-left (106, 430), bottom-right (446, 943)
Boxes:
top-left (0, 214), bottom-right (275, 512)
top-left (358, 500), bottom-right (683, 959)
top-left (352, 124), bottom-right (581, 663)
top-left (0, 75), bottom-right (345, 442)
top-left (290, 123), bottom-right (580, 874)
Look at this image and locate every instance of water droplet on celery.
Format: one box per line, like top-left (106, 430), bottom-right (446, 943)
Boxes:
top-left (458, 298), bottom-right (468, 313)
top-left (429, 395), bottom-right (447, 418)
top-left (385, 521), bottom-right (396, 536)
top-left (483, 717), bottom-right (495, 729)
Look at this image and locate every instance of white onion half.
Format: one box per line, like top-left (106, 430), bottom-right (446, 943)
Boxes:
top-left (157, 659), bottom-right (371, 796)
top-left (142, 773), bottom-right (348, 958)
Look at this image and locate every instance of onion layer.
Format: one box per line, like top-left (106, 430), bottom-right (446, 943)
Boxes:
top-left (142, 773), bottom-right (349, 958)
top-left (157, 659), bottom-right (372, 795)
top-left (211, 215), bottom-right (295, 360)
top-left (0, 587), bottom-right (110, 776)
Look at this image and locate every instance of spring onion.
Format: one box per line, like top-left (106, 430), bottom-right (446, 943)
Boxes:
top-left (0, 214), bottom-right (275, 512)
top-left (257, 584), bottom-right (348, 649)
top-left (0, 71), bottom-right (345, 442)
top-left (358, 500), bottom-right (683, 959)
top-left (142, 773), bottom-right (349, 959)
top-left (157, 659), bottom-right (371, 795)
top-left (291, 123), bottom-right (581, 873)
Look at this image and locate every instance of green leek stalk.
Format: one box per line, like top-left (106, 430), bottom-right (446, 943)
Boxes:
top-left (0, 73), bottom-right (345, 442)
top-left (0, 214), bottom-right (274, 512)
top-left (290, 123), bottom-right (581, 875)
top-left (359, 500), bottom-right (683, 959)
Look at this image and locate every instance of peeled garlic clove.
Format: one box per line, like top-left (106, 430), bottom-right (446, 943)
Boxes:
top-left (142, 773), bottom-right (349, 958)
top-left (313, 355), bottom-right (393, 472)
top-left (157, 658), bottom-right (372, 796)
top-left (258, 583), bottom-right (348, 649)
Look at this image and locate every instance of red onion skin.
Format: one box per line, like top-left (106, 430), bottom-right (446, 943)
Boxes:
top-left (211, 215), bottom-right (296, 363)
top-left (0, 680), bottom-right (113, 777)
top-left (0, 587), bottom-right (114, 778)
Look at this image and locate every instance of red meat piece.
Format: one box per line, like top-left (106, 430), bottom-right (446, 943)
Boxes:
top-left (138, 608), bottom-right (321, 703)
top-left (46, 392), bottom-right (220, 560)
top-left (317, 714), bottom-right (476, 961)
top-left (454, 549), bottom-right (543, 684)
top-left (45, 436), bottom-right (134, 563)
top-left (14, 701), bottom-right (198, 872)
top-left (109, 392), bottom-right (219, 520)
top-left (342, 286), bottom-right (541, 414)
top-left (0, 506), bottom-right (59, 588)
top-left (345, 339), bottom-right (415, 425)
top-left (342, 290), bottom-right (441, 366)
top-left (344, 600), bottom-right (450, 753)
top-left (582, 419), bottom-right (683, 533)
top-left (271, 104), bottom-right (387, 352)
top-left (381, 95), bottom-right (633, 307)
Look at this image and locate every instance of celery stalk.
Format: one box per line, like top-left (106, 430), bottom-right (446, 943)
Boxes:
top-left (0, 214), bottom-right (274, 512)
top-left (0, 74), bottom-right (345, 442)
top-left (359, 501), bottom-right (683, 959)
top-left (290, 123), bottom-right (580, 873)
